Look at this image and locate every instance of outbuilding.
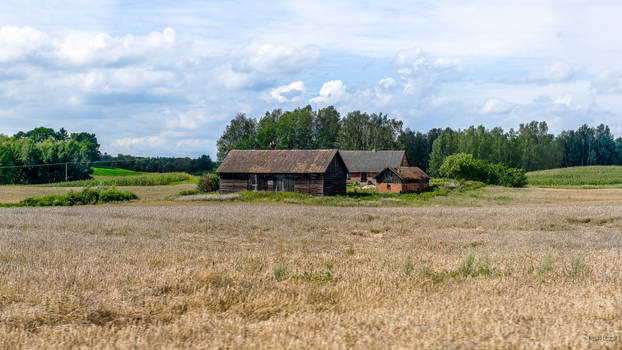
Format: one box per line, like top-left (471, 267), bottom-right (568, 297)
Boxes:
top-left (217, 149), bottom-right (348, 196)
top-left (375, 166), bottom-right (430, 193)
top-left (340, 150), bottom-right (409, 184)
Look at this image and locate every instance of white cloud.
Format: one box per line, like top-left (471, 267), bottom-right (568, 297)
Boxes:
top-left (395, 48), bottom-right (461, 77)
top-left (112, 136), bottom-right (166, 147)
top-left (529, 62), bottom-right (575, 84)
top-left (175, 138), bottom-right (213, 150)
top-left (0, 25), bottom-right (176, 67)
top-left (163, 109), bottom-right (211, 130)
top-left (55, 28), bottom-right (175, 66)
top-left (378, 77), bottom-right (396, 90)
top-left (309, 80), bottom-right (348, 104)
top-left (233, 43), bottom-right (318, 74)
top-left (70, 68), bottom-right (176, 93)
top-left (592, 69), bottom-right (622, 94)
top-left (480, 98), bottom-right (513, 115)
top-left (270, 81), bottom-right (305, 102)
top-left (0, 25), bottom-right (48, 62)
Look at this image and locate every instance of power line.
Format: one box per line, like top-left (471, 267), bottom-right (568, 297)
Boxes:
top-left (0, 158), bottom-right (152, 170)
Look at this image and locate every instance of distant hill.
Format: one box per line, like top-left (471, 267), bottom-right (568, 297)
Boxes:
top-left (527, 166), bottom-right (622, 186)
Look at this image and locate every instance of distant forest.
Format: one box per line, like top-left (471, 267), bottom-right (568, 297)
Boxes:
top-left (218, 105), bottom-right (622, 175)
top-left (0, 127), bottom-right (214, 184)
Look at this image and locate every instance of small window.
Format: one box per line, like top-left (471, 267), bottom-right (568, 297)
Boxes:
top-left (361, 172), bottom-right (367, 182)
top-left (387, 184), bottom-right (391, 190)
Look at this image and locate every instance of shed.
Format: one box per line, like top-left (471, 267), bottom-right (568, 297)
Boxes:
top-left (375, 167), bottom-right (430, 193)
top-left (217, 149), bottom-right (348, 196)
top-left (340, 150), bottom-right (409, 184)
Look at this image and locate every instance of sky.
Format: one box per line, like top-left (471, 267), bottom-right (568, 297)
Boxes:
top-left (2, 0), bottom-right (622, 158)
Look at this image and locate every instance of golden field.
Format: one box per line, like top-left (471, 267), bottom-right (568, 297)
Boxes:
top-left (1, 186), bottom-right (622, 348)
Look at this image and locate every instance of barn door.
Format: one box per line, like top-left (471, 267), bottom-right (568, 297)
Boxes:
top-left (274, 175), bottom-right (284, 191)
top-left (247, 174), bottom-right (258, 191)
top-left (284, 175), bottom-right (294, 192)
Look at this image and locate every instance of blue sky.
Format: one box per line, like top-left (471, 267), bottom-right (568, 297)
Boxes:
top-left (2, 0), bottom-right (622, 157)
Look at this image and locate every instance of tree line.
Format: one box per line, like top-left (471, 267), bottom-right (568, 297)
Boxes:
top-left (0, 127), bottom-right (215, 184)
top-left (99, 154), bottom-right (215, 174)
top-left (217, 105), bottom-right (622, 175)
top-left (0, 127), bottom-right (100, 184)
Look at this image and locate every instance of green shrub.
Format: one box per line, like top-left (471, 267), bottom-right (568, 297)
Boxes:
top-left (273, 261), bottom-right (290, 282)
top-left (197, 173), bottom-right (220, 192)
top-left (19, 188), bottom-right (138, 207)
top-left (439, 153), bottom-right (527, 187)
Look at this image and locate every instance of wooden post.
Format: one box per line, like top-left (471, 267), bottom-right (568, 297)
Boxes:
top-left (65, 162), bottom-right (68, 182)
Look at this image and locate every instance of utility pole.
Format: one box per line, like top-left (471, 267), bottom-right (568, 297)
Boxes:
top-left (65, 162), bottom-right (68, 182)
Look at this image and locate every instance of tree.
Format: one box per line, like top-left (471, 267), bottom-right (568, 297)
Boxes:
top-left (315, 106), bottom-right (341, 149)
top-left (216, 113), bottom-right (257, 161)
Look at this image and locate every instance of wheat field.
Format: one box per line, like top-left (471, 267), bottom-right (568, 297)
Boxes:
top-left (1, 191), bottom-right (622, 348)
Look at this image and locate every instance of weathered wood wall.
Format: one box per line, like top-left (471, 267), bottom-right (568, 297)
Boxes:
top-left (220, 173), bottom-right (327, 195)
top-left (322, 156), bottom-right (347, 195)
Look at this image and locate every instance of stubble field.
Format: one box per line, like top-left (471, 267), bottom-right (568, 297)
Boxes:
top-left (1, 189), bottom-right (622, 348)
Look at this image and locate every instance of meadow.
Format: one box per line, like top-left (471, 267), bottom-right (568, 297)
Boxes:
top-left (527, 165), bottom-right (622, 186)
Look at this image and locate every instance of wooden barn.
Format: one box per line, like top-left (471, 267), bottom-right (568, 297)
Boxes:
top-left (340, 150), bottom-right (409, 184)
top-left (217, 149), bottom-right (348, 196)
top-left (375, 167), bottom-right (430, 193)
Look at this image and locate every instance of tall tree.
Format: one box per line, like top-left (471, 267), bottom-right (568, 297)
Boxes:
top-left (315, 106), bottom-right (341, 149)
top-left (216, 113), bottom-right (257, 160)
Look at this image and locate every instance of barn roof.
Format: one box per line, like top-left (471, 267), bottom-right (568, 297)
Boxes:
top-left (340, 150), bottom-right (406, 173)
top-left (217, 149), bottom-right (344, 174)
top-left (380, 167), bottom-right (430, 182)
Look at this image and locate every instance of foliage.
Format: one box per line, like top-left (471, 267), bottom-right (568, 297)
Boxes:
top-left (47, 172), bottom-right (195, 187)
top-left (0, 127), bottom-right (100, 184)
top-left (178, 189), bottom-right (202, 196)
top-left (197, 173), bottom-right (220, 192)
top-left (403, 256), bottom-right (414, 276)
top-left (458, 252), bottom-right (495, 278)
top-left (439, 153), bottom-right (527, 187)
top-left (273, 261), bottom-right (290, 282)
top-left (19, 188), bottom-right (138, 207)
top-left (292, 264), bottom-right (334, 283)
top-left (216, 106), bottom-right (402, 161)
top-left (526, 166), bottom-right (622, 186)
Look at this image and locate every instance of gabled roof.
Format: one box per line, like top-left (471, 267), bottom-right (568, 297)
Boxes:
top-left (379, 167), bottom-right (429, 182)
top-left (217, 149), bottom-right (344, 174)
top-left (340, 150), bottom-right (406, 173)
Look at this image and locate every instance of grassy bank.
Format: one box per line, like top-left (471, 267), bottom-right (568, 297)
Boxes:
top-left (91, 167), bottom-right (146, 176)
top-left (527, 165), bottom-right (622, 186)
top-left (176, 180), bottom-right (486, 207)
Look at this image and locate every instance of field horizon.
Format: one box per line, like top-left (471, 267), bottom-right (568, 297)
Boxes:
top-left (2, 181), bottom-right (622, 348)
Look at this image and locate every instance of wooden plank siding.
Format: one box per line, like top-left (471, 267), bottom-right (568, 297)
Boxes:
top-left (322, 155), bottom-right (347, 195)
top-left (220, 173), bottom-right (331, 196)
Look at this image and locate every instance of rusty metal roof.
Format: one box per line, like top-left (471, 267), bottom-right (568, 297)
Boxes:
top-left (381, 166), bottom-right (430, 182)
top-left (217, 149), bottom-right (343, 174)
top-left (340, 150), bottom-right (406, 173)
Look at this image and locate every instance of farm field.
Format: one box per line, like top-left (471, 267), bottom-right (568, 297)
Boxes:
top-left (1, 186), bottom-right (622, 348)
top-left (90, 166), bottom-right (146, 177)
top-left (527, 165), bottom-right (622, 187)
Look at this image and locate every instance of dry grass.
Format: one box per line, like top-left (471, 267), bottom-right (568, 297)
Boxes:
top-left (1, 194), bottom-right (622, 348)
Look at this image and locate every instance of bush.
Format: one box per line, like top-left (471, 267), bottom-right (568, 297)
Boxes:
top-left (197, 173), bottom-right (219, 192)
top-left (19, 188), bottom-right (138, 207)
top-left (439, 153), bottom-right (527, 187)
